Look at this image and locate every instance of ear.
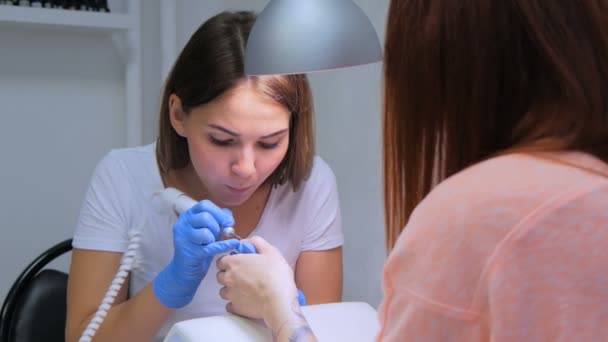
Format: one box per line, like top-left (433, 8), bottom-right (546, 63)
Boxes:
top-left (169, 94), bottom-right (188, 137)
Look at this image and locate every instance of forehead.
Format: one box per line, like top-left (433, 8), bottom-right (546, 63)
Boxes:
top-left (196, 82), bottom-right (290, 125)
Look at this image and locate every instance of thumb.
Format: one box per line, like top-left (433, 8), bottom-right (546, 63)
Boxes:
top-left (201, 239), bottom-right (240, 256)
top-left (236, 241), bottom-right (257, 254)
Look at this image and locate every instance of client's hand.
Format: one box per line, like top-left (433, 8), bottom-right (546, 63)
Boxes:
top-left (216, 236), bottom-right (298, 324)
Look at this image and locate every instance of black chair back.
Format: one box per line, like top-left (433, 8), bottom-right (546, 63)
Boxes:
top-left (0, 239), bottom-right (73, 342)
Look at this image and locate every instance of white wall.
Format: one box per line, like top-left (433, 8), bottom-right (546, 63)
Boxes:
top-left (141, 0), bottom-right (163, 144)
top-left (0, 0), bottom-right (162, 300)
top-left (0, 27), bottom-right (125, 297)
top-left (308, 0), bottom-right (388, 307)
top-left (175, 0), bottom-right (389, 308)
top-left (0, 0), bottom-right (389, 309)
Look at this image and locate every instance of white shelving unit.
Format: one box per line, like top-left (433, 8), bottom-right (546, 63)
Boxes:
top-left (0, 1), bottom-right (143, 146)
top-left (0, 5), bottom-right (132, 31)
top-left (160, 0), bottom-right (176, 79)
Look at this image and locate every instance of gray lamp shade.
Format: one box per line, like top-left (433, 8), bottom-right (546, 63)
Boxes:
top-left (244, 0), bottom-right (383, 75)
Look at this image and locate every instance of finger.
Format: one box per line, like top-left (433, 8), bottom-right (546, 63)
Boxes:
top-left (216, 254), bottom-right (232, 271)
top-left (187, 211), bottom-right (220, 239)
top-left (202, 239), bottom-right (241, 256)
top-left (227, 300), bottom-right (252, 318)
top-left (222, 208), bottom-right (233, 218)
top-left (216, 255), bottom-right (227, 270)
top-left (298, 289), bottom-right (307, 306)
top-left (193, 200), bottom-right (235, 228)
top-left (216, 270), bottom-right (227, 286)
top-left (184, 227), bottom-right (215, 245)
top-left (219, 286), bottom-right (230, 300)
top-left (236, 241), bottom-right (257, 254)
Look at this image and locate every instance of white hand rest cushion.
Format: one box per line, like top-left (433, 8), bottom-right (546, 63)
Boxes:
top-left (163, 302), bottom-right (379, 342)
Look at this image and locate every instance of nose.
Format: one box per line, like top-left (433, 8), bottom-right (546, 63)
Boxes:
top-left (231, 148), bottom-right (255, 179)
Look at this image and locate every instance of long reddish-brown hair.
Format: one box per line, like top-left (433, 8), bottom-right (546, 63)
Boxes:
top-left (383, 0), bottom-right (608, 251)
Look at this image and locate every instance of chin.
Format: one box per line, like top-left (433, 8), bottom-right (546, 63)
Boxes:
top-left (220, 198), bottom-right (247, 207)
top-left (217, 192), bottom-right (252, 207)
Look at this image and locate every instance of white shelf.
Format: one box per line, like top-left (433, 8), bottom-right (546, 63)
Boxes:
top-left (0, 1), bottom-right (142, 147)
top-left (0, 5), bottom-right (135, 32)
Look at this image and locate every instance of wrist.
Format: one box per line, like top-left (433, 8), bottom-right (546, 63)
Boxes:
top-left (153, 261), bottom-right (198, 309)
top-left (265, 295), bottom-right (315, 341)
top-left (263, 292), bottom-right (299, 334)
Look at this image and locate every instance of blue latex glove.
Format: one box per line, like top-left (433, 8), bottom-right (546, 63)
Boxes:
top-left (231, 241), bottom-right (307, 306)
top-left (154, 200), bottom-right (239, 309)
top-left (233, 241), bottom-right (257, 254)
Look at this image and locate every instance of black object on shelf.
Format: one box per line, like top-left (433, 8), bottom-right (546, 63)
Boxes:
top-left (83, 0), bottom-right (96, 11)
top-left (61, 0), bottom-right (79, 9)
top-left (96, 0), bottom-right (109, 12)
top-left (3, 0), bottom-right (110, 12)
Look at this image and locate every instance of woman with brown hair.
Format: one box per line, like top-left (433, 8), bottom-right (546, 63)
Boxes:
top-left (65, 11), bottom-right (343, 341)
top-left (217, 0), bottom-right (608, 340)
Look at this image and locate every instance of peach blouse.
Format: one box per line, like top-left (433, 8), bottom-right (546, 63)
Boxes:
top-left (378, 152), bottom-right (608, 341)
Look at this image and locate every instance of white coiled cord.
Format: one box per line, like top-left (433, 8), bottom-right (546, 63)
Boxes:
top-left (78, 229), bottom-right (142, 342)
top-left (77, 187), bottom-right (234, 341)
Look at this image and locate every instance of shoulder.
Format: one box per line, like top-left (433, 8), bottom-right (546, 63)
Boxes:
top-left (476, 181), bottom-right (608, 320)
top-left (415, 152), bottom-right (604, 221)
top-left (95, 143), bottom-right (157, 180)
top-left (307, 156), bottom-right (337, 186)
top-left (491, 180), bottom-right (608, 259)
top-left (292, 156), bottom-right (338, 198)
top-left (387, 152), bottom-right (608, 308)
top-left (271, 156), bottom-right (339, 208)
top-left (265, 156), bottom-right (343, 252)
top-left (102, 143), bottom-right (155, 168)
top-left (400, 151), bottom-right (608, 264)
top-left (88, 143), bottom-right (159, 200)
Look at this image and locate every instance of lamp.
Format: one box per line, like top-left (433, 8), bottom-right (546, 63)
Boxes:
top-left (244, 0), bottom-right (383, 76)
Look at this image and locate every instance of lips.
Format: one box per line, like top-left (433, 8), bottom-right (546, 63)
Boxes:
top-left (226, 185), bottom-right (252, 194)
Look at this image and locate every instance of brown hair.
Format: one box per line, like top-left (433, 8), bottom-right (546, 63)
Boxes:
top-left (156, 11), bottom-right (315, 191)
top-left (383, 0), bottom-right (608, 250)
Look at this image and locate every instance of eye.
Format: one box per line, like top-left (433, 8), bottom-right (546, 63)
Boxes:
top-left (209, 136), bottom-right (234, 146)
top-left (258, 141), bottom-right (280, 149)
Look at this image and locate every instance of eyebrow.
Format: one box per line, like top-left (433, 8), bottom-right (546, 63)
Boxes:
top-left (208, 124), bottom-right (288, 139)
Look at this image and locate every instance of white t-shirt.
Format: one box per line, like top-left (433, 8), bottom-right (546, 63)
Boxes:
top-left (72, 143), bottom-right (344, 340)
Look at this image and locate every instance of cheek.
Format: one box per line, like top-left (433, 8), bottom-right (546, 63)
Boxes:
top-left (259, 143), bottom-right (290, 176)
top-left (187, 139), bottom-right (207, 164)
top-left (188, 140), bottom-right (223, 177)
